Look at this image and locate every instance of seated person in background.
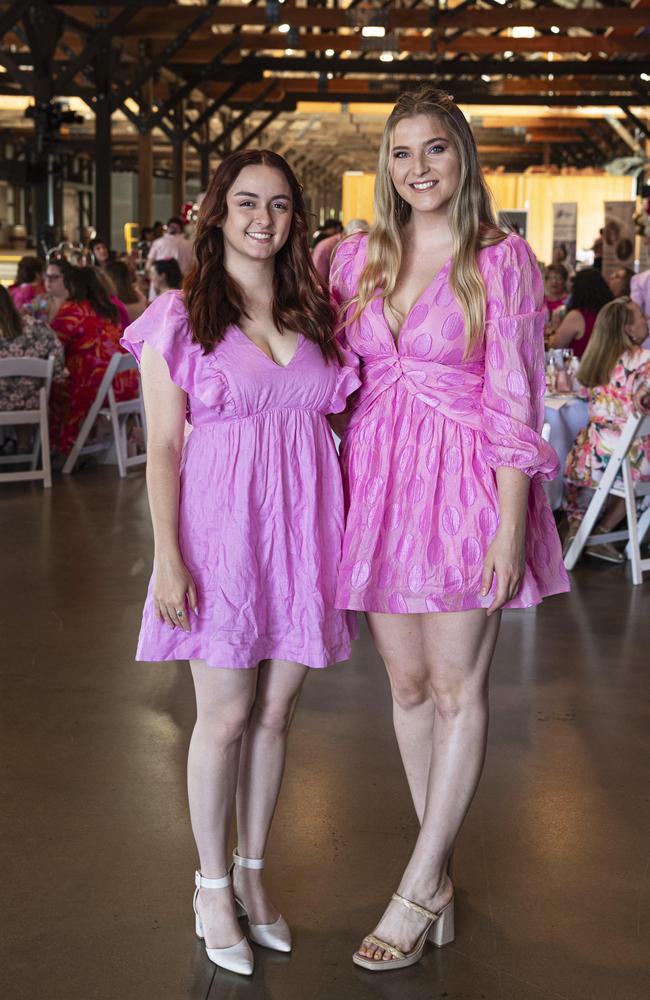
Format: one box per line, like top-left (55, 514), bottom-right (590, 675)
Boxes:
top-left (150, 257), bottom-right (182, 296)
top-left (311, 217), bottom-right (343, 249)
top-left (89, 238), bottom-right (112, 267)
top-left (548, 267), bottom-right (613, 358)
top-left (146, 216), bottom-right (193, 299)
top-left (32, 257), bottom-right (72, 324)
top-left (104, 259), bottom-right (147, 324)
top-left (544, 263), bottom-right (569, 313)
top-left (312, 218), bottom-right (369, 285)
top-left (93, 266), bottom-right (131, 332)
top-left (0, 285), bottom-right (65, 453)
top-left (49, 267), bottom-right (137, 455)
top-left (608, 266), bottom-right (633, 299)
top-left (9, 256), bottom-right (45, 309)
top-left (563, 297), bottom-right (650, 562)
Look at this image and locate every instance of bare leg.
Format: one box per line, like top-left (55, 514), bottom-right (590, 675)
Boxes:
top-left (367, 616), bottom-right (433, 824)
top-left (598, 496), bottom-right (627, 531)
top-left (233, 659), bottom-right (309, 923)
top-left (188, 659), bottom-right (258, 949)
top-left (358, 609), bottom-right (501, 961)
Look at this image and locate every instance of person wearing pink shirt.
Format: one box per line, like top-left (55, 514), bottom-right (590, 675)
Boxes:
top-left (331, 86), bottom-right (568, 973)
top-left (146, 215), bottom-right (195, 300)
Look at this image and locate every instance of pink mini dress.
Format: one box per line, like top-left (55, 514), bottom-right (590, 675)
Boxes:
top-left (121, 289), bottom-right (360, 669)
top-left (331, 232), bottom-right (570, 613)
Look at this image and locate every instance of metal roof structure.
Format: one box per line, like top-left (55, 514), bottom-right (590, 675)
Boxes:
top-left (0, 1), bottom-right (648, 242)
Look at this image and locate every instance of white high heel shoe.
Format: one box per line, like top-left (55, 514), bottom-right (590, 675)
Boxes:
top-left (232, 850), bottom-right (292, 953)
top-left (193, 871), bottom-right (254, 975)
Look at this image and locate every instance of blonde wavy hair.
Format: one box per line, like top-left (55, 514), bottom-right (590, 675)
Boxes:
top-left (578, 297), bottom-right (640, 388)
top-left (349, 86), bottom-right (507, 355)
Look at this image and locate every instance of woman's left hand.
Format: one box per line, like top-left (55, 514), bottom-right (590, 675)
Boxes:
top-left (480, 528), bottom-right (526, 616)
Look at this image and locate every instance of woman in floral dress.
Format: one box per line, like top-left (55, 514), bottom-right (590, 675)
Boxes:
top-left (0, 285), bottom-right (65, 454)
top-left (564, 297), bottom-right (650, 561)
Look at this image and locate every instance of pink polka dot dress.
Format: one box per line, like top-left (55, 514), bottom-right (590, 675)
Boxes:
top-left (330, 233), bottom-right (570, 614)
top-left (121, 290), bottom-right (360, 668)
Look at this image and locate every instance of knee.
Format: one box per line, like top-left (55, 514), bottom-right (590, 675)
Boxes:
top-left (196, 705), bottom-right (252, 746)
top-left (250, 698), bottom-right (293, 736)
top-left (388, 672), bottom-right (431, 712)
top-left (430, 672), bottom-right (487, 721)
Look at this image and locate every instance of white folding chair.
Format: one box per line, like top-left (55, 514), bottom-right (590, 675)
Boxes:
top-left (564, 412), bottom-right (650, 585)
top-left (0, 355), bottom-right (54, 488)
top-left (62, 353), bottom-right (147, 477)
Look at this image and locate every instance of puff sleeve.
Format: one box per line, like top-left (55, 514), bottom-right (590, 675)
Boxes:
top-left (480, 235), bottom-right (559, 481)
top-left (328, 237), bottom-right (364, 411)
top-left (120, 290), bottom-right (232, 413)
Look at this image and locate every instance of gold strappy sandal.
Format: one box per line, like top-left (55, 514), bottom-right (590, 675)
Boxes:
top-left (352, 891), bottom-right (455, 972)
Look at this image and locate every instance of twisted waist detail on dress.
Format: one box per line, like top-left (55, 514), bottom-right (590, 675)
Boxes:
top-left (348, 354), bottom-right (485, 433)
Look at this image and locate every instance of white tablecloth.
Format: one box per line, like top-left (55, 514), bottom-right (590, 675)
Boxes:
top-left (544, 395), bottom-right (589, 510)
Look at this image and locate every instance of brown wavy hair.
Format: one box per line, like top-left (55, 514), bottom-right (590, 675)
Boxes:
top-left (65, 266), bottom-right (119, 325)
top-left (184, 149), bottom-right (339, 361)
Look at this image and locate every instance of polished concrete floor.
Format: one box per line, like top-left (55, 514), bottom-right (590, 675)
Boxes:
top-left (1, 468), bottom-right (649, 1000)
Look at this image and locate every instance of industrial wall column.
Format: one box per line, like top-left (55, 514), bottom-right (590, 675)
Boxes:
top-left (94, 45), bottom-right (112, 245)
top-left (171, 99), bottom-right (186, 215)
top-left (138, 78), bottom-right (154, 228)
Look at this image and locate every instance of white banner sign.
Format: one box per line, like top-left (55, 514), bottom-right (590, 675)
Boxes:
top-left (551, 203), bottom-right (577, 271)
top-left (603, 201), bottom-right (636, 276)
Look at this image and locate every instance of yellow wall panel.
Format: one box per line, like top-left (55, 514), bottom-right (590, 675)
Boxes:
top-left (342, 172), bottom-right (637, 264)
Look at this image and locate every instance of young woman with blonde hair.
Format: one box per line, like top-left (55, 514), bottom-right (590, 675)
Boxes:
top-left (331, 85), bottom-right (569, 972)
top-left (563, 297), bottom-right (650, 561)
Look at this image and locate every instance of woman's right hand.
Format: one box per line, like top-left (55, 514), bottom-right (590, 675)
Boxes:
top-left (152, 552), bottom-right (198, 632)
top-left (633, 385), bottom-right (650, 416)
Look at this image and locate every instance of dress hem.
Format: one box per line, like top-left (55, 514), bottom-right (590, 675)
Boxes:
top-left (335, 584), bottom-right (570, 614)
top-left (134, 638), bottom-right (355, 670)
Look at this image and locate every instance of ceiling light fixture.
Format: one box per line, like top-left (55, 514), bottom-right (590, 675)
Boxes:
top-left (380, 51), bottom-right (394, 62)
top-left (362, 26), bottom-right (386, 38)
top-left (512, 27), bottom-right (535, 39)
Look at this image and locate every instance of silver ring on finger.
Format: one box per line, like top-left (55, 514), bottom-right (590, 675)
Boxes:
top-left (176, 609), bottom-right (184, 618)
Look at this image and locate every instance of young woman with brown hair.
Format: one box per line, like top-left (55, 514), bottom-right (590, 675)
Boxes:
top-left (120, 149), bottom-right (358, 975)
top-left (331, 86), bottom-right (569, 972)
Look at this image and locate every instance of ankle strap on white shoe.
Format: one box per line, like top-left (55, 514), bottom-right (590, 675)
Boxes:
top-left (195, 870), bottom-right (232, 889)
top-left (233, 850), bottom-right (265, 870)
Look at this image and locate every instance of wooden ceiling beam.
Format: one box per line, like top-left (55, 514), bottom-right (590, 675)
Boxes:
top-left (149, 33), bottom-right (650, 60)
top-left (526, 131), bottom-right (583, 143)
top-left (495, 78), bottom-right (638, 95)
top-left (55, 5), bottom-right (650, 34)
top-left (167, 55), bottom-right (645, 79)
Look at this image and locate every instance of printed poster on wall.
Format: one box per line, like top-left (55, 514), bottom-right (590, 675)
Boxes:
top-left (551, 203), bottom-right (577, 271)
top-left (602, 201), bottom-right (636, 276)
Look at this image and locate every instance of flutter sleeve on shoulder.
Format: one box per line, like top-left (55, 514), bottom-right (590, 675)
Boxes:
top-left (120, 289), bottom-right (231, 410)
top-left (329, 343), bottom-right (361, 414)
top-left (329, 234), bottom-right (365, 312)
top-left (327, 237), bottom-right (364, 411)
top-left (480, 234), bottom-right (559, 481)
top-left (329, 234), bottom-right (368, 371)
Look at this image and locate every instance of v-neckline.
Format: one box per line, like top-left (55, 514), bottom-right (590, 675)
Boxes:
top-left (382, 256), bottom-right (452, 350)
top-left (233, 324), bottom-right (303, 369)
